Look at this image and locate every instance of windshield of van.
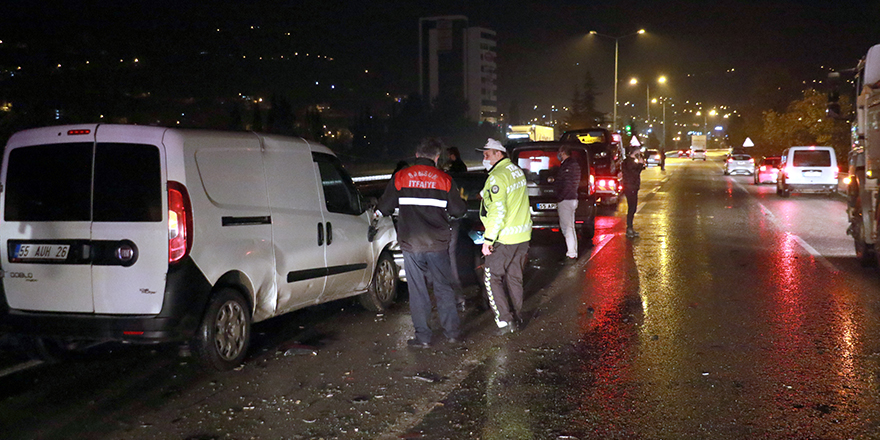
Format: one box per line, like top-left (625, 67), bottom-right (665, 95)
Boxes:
top-left (792, 150), bottom-right (831, 167)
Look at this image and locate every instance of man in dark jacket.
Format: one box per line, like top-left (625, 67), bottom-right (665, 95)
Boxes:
top-left (377, 138), bottom-right (467, 348)
top-left (555, 145), bottom-right (581, 260)
top-left (445, 147), bottom-right (468, 173)
top-left (622, 146), bottom-right (645, 238)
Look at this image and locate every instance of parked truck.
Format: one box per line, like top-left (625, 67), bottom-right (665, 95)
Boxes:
top-left (829, 43), bottom-right (880, 266)
top-left (506, 125), bottom-right (556, 143)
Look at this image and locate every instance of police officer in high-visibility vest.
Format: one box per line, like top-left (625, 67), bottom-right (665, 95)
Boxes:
top-left (476, 138), bottom-right (532, 334)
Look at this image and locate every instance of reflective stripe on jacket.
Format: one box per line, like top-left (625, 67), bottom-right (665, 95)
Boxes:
top-left (480, 158), bottom-right (532, 245)
top-left (378, 157), bottom-right (467, 252)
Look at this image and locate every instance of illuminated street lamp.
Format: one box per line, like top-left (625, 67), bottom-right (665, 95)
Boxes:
top-left (629, 75), bottom-right (667, 126)
top-left (696, 108), bottom-right (717, 143)
top-left (588, 29), bottom-right (646, 132)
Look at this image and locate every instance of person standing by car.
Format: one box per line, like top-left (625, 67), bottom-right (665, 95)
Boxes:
top-left (555, 145), bottom-right (581, 261)
top-left (622, 146), bottom-right (645, 238)
top-left (445, 147), bottom-right (468, 173)
top-left (477, 138), bottom-right (532, 334)
top-left (377, 138), bottom-right (467, 348)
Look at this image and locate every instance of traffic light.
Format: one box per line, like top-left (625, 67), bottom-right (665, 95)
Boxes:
top-left (624, 124), bottom-right (632, 136)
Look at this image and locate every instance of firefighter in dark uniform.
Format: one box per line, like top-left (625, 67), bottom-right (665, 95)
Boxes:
top-left (377, 138), bottom-right (467, 348)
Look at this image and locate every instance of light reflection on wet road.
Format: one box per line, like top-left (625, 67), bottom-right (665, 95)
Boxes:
top-left (407, 155), bottom-right (880, 439)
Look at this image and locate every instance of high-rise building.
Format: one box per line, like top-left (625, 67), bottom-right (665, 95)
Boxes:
top-left (418, 16), bottom-right (497, 123)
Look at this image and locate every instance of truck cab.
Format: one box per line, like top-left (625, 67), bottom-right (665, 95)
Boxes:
top-left (829, 43), bottom-right (880, 266)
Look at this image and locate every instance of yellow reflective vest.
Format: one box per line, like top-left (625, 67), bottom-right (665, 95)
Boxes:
top-left (480, 158), bottom-right (532, 245)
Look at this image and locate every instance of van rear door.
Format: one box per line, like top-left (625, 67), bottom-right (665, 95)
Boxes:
top-left (0, 125), bottom-right (169, 315)
top-left (91, 125), bottom-right (167, 314)
top-left (1, 130), bottom-right (95, 312)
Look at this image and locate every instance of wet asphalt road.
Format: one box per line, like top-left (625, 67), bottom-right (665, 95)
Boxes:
top-left (3, 152), bottom-right (880, 439)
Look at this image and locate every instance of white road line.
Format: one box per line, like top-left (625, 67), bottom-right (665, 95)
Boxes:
top-left (0, 359), bottom-right (43, 379)
top-left (744, 182), bottom-right (841, 273)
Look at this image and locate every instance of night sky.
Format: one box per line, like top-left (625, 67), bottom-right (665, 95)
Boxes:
top-left (3, 0), bottom-right (880, 122)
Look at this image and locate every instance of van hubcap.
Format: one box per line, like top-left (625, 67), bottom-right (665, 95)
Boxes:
top-left (214, 300), bottom-right (247, 360)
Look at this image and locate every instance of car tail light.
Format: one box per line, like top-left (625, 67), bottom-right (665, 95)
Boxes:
top-left (834, 168), bottom-right (839, 179)
top-left (589, 174), bottom-right (595, 194)
top-left (727, 158), bottom-right (733, 162)
top-left (760, 165), bottom-right (767, 172)
top-left (168, 181), bottom-right (193, 264)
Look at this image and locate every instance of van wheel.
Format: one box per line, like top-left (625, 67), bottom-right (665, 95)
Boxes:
top-left (193, 288), bottom-right (251, 371)
top-left (359, 252), bottom-right (398, 312)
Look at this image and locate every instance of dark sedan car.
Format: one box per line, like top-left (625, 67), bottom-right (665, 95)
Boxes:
top-left (507, 141), bottom-right (597, 239)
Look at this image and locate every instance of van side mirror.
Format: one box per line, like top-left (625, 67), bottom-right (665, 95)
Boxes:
top-left (363, 196), bottom-right (378, 214)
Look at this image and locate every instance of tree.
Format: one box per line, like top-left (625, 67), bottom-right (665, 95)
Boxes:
top-left (760, 89), bottom-right (850, 161)
top-left (564, 70), bottom-right (605, 130)
top-left (267, 94), bottom-right (296, 135)
top-left (305, 107), bottom-right (325, 144)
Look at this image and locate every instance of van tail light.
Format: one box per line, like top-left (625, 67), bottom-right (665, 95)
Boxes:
top-left (168, 181), bottom-right (193, 264)
top-left (589, 174), bottom-right (595, 194)
top-left (834, 168), bottom-right (839, 180)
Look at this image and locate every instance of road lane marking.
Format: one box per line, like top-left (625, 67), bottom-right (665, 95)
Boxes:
top-left (728, 177), bottom-right (840, 273)
top-left (0, 359), bottom-right (43, 379)
top-left (754, 198), bottom-right (840, 273)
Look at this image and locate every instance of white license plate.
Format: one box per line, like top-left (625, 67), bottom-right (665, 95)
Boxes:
top-left (536, 203), bottom-right (557, 210)
top-left (14, 244), bottom-right (70, 260)
top-left (803, 171), bottom-right (821, 177)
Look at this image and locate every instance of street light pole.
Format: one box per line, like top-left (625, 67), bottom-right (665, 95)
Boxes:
top-left (589, 29), bottom-right (645, 133)
top-left (613, 39), bottom-right (619, 132)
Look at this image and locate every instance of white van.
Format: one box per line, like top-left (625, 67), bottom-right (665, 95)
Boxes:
top-left (776, 146), bottom-right (839, 197)
top-left (0, 124), bottom-right (400, 370)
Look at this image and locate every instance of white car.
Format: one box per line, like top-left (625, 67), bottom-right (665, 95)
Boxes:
top-left (0, 124), bottom-right (400, 370)
top-left (724, 154), bottom-right (755, 175)
top-left (691, 148), bottom-right (707, 160)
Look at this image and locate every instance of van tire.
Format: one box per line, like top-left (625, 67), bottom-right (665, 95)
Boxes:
top-left (193, 288), bottom-right (251, 371)
top-left (359, 252), bottom-right (398, 312)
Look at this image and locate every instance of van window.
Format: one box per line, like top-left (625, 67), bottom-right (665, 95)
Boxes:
top-left (792, 150), bottom-right (831, 167)
top-left (314, 153), bottom-right (361, 215)
top-left (515, 148), bottom-right (587, 186)
top-left (5, 143), bottom-right (93, 221)
top-left (94, 143), bottom-right (162, 222)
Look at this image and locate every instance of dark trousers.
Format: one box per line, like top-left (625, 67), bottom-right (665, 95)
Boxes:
top-left (483, 241), bottom-right (529, 326)
top-left (403, 250), bottom-right (460, 343)
top-left (447, 220), bottom-right (464, 304)
top-left (625, 188), bottom-right (639, 228)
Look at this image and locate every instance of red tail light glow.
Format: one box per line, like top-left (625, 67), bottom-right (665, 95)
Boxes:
top-left (168, 181), bottom-right (193, 264)
top-left (67, 129), bottom-right (91, 135)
